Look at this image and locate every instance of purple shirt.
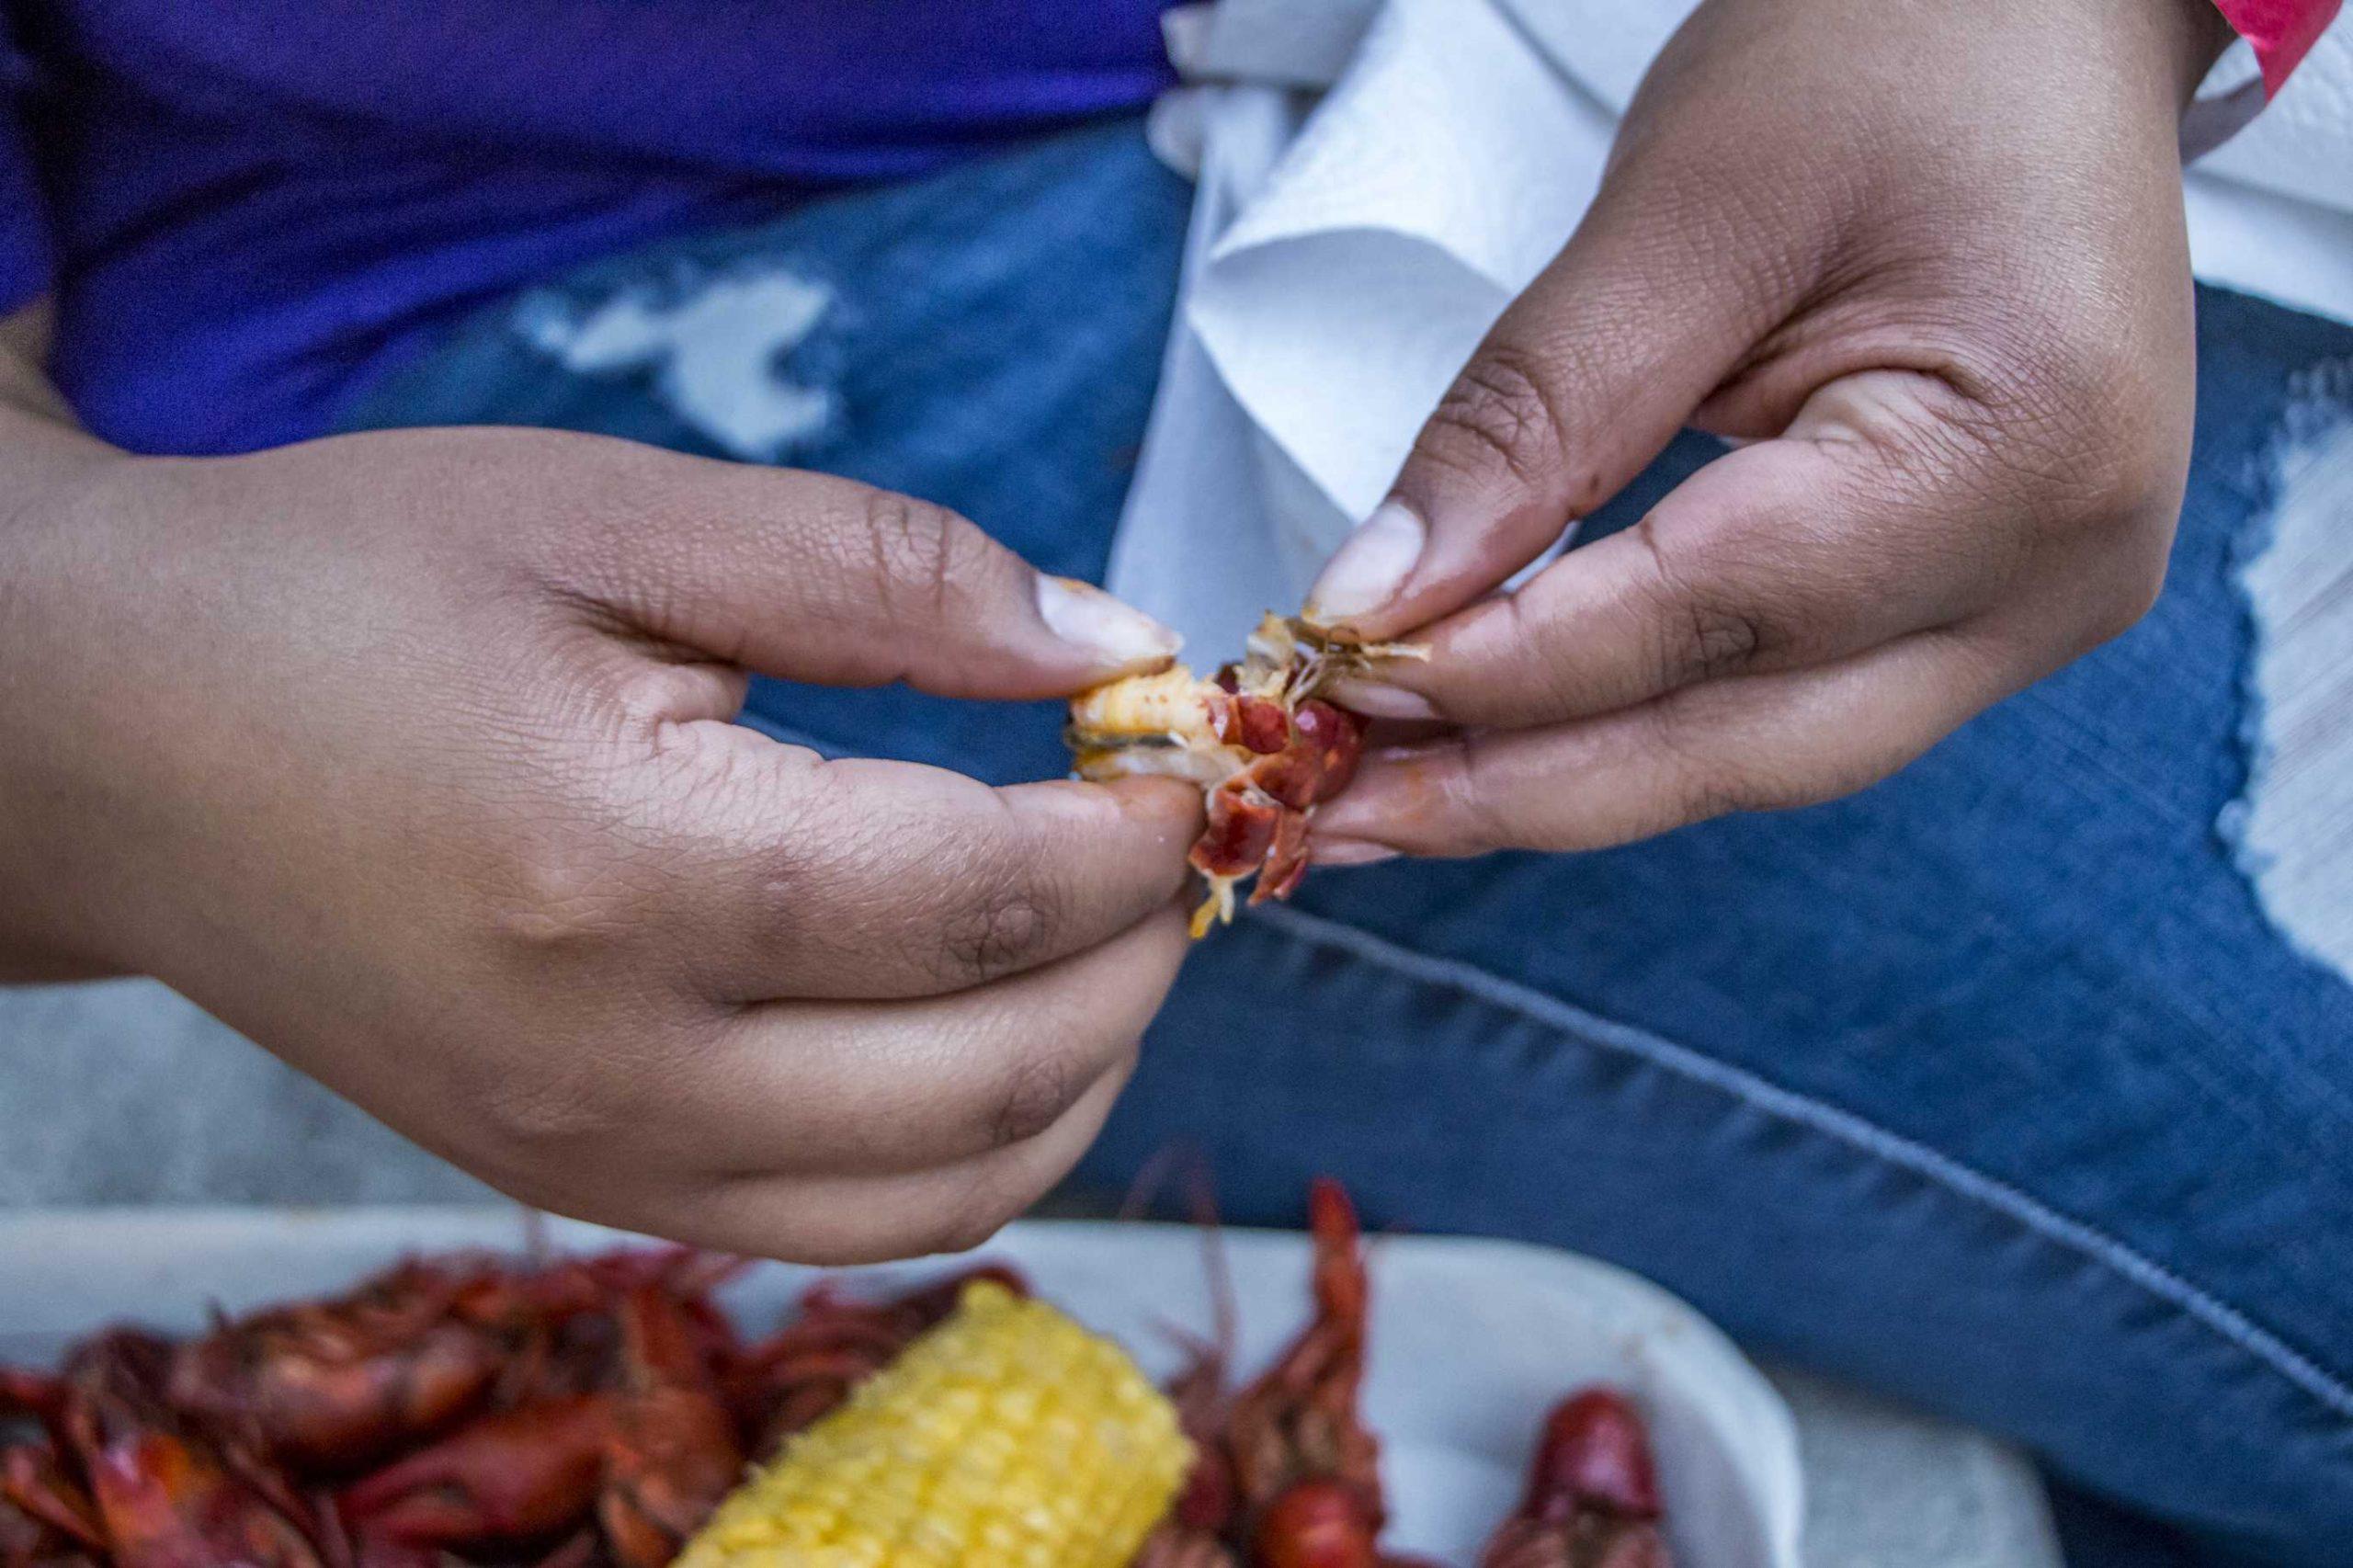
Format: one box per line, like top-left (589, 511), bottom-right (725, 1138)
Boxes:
top-left (0, 1), bottom-right (1174, 454)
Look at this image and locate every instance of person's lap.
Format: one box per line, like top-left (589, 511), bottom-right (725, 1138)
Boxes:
top-left (341, 120), bottom-right (2353, 1567)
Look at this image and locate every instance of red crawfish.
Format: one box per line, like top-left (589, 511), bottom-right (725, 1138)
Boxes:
top-left (1224, 1179), bottom-right (1384, 1568)
top-left (77, 1428), bottom-right (328, 1568)
top-left (1069, 614), bottom-right (1415, 936)
top-left (42, 1332), bottom-right (333, 1568)
top-left (174, 1246), bottom-right (748, 1477)
top-left (595, 1283), bottom-right (743, 1568)
top-left (165, 1260), bottom-right (508, 1475)
top-left (1252, 1478), bottom-right (1379, 1568)
top-left (336, 1265), bottom-right (745, 1567)
top-left (1143, 1178), bottom-right (1435, 1568)
top-left (336, 1392), bottom-right (611, 1551)
top-left (2, 1373), bottom-right (102, 1568)
top-left (2, 1444), bottom-right (107, 1568)
top-left (1478, 1390), bottom-right (1673, 1568)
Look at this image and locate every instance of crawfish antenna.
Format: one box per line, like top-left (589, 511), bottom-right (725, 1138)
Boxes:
top-left (1118, 1142), bottom-right (1236, 1377)
top-left (1116, 1142), bottom-right (1187, 1223)
top-left (1184, 1158), bottom-right (1237, 1374)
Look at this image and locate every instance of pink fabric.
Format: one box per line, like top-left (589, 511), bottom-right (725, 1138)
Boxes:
top-left (2215, 0), bottom-right (2342, 93)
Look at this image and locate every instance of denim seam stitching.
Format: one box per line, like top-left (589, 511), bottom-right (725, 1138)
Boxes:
top-left (1251, 901), bottom-right (2353, 1425)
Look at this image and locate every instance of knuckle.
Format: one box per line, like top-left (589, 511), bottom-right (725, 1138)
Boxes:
top-left (1501, 594), bottom-right (1607, 723)
top-left (860, 491), bottom-right (983, 625)
top-left (918, 1192), bottom-right (1021, 1257)
top-left (942, 1199), bottom-right (1018, 1255)
top-left (482, 833), bottom-right (634, 963)
top-left (739, 789), bottom-right (866, 938)
top-left (984, 1049), bottom-right (1086, 1151)
top-left (2081, 549), bottom-right (2170, 650)
top-left (1629, 517), bottom-right (1768, 686)
top-left (472, 1070), bottom-right (625, 1165)
top-left (1416, 345), bottom-right (1569, 494)
top-left (1652, 705), bottom-right (1876, 825)
top-left (1676, 757), bottom-right (1823, 824)
top-left (772, 1217), bottom-right (937, 1269)
top-left (935, 878), bottom-right (1059, 987)
top-left (1667, 593), bottom-right (1768, 685)
top-left (2033, 338), bottom-right (2154, 453)
top-left (1640, 706), bottom-right (1766, 826)
top-left (1961, 334), bottom-right (2189, 533)
top-left (1669, 759), bottom-right (1755, 825)
top-left (1446, 733), bottom-right (1529, 853)
top-left (2011, 472), bottom-right (2177, 660)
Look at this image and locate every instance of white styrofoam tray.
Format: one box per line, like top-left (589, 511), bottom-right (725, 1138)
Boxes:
top-left (0, 1207), bottom-right (1801, 1567)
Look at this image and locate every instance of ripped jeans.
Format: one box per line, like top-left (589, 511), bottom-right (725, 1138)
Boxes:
top-left (342, 120), bottom-right (2353, 1568)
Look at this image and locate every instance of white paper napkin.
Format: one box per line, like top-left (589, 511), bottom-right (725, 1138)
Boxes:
top-left (1108, 0), bottom-right (2353, 655)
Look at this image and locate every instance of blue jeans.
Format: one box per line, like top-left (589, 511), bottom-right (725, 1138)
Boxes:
top-left (343, 120), bottom-right (2353, 1568)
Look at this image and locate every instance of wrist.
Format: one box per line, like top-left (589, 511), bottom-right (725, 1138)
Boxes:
top-left (2064, 0), bottom-right (2242, 107)
top-left (2173, 0), bottom-right (2245, 96)
top-left (0, 449), bottom-right (171, 982)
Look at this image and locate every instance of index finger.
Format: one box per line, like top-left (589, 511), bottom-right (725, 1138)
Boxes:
top-left (1331, 371), bottom-right (2038, 730)
top-left (675, 726), bottom-right (1202, 1002)
top-left (1313, 629), bottom-right (2019, 858)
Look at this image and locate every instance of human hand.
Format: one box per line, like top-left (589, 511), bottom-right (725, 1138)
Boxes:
top-left (1304, 0), bottom-right (2231, 859)
top-left (0, 427), bottom-right (1199, 1260)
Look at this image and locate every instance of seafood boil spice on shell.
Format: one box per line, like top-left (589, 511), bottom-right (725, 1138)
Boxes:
top-left (1068, 615), bottom-right (1427, 936)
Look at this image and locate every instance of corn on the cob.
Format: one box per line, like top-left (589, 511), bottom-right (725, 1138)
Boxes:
top-left (676, 1281), bottom-right (1189, 1568)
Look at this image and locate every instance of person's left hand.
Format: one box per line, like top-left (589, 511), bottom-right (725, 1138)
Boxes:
top-left (1302, 0), bottom-right (2231, 862)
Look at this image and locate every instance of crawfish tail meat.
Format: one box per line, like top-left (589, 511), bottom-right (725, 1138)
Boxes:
top-left (1069, 614), bottom-right (1424, 936)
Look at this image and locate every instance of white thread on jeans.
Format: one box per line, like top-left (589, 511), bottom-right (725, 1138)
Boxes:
top-left (517, 264), bottom-right (836, 460)
top-left (1249, 901), bottom-right (2353, 1424)
top-left (2222, 361), bottom-right (2353, 985)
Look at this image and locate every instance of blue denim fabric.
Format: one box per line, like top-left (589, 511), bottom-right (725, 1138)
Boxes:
top-left (340, 120), bottom-right (2353, 1568)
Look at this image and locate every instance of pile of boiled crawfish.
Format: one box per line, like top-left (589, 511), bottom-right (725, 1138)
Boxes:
top-left (0, 1182), bottom-right (1670, 1568)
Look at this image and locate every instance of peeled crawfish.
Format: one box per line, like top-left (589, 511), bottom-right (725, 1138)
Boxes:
top-left (1068, 615), bottom-right (1423, 936)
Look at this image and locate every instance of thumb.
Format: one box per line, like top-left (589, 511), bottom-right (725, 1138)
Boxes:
top-left (1306, 187), bottom-right (1778, 642)
top-left (587, 459), bottom-right (1180, 700)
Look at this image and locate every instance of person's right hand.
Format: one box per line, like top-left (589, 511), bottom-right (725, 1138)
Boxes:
top-left (0, 426), bottom-right (1200, 1261)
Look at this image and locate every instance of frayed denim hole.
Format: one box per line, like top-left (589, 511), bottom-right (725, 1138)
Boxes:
top-left (2222, 358), bottom-right (2353, 985)
top-left (513, 256), bottom-right (843, 462)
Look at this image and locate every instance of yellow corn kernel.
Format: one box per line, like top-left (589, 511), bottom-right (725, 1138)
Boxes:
top-left (676, 1282), bottom-right (1189, 1568)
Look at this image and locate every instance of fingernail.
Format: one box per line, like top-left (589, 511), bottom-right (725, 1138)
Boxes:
top-left (1037, 576), bottom-right (1182, 671)
top-left (1325, 678), bottom-right (1441, 722)
top-left (1312, 837), bottom-right (1401, 868)
top-left (1306, 500), bottom-right (1425, 625)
